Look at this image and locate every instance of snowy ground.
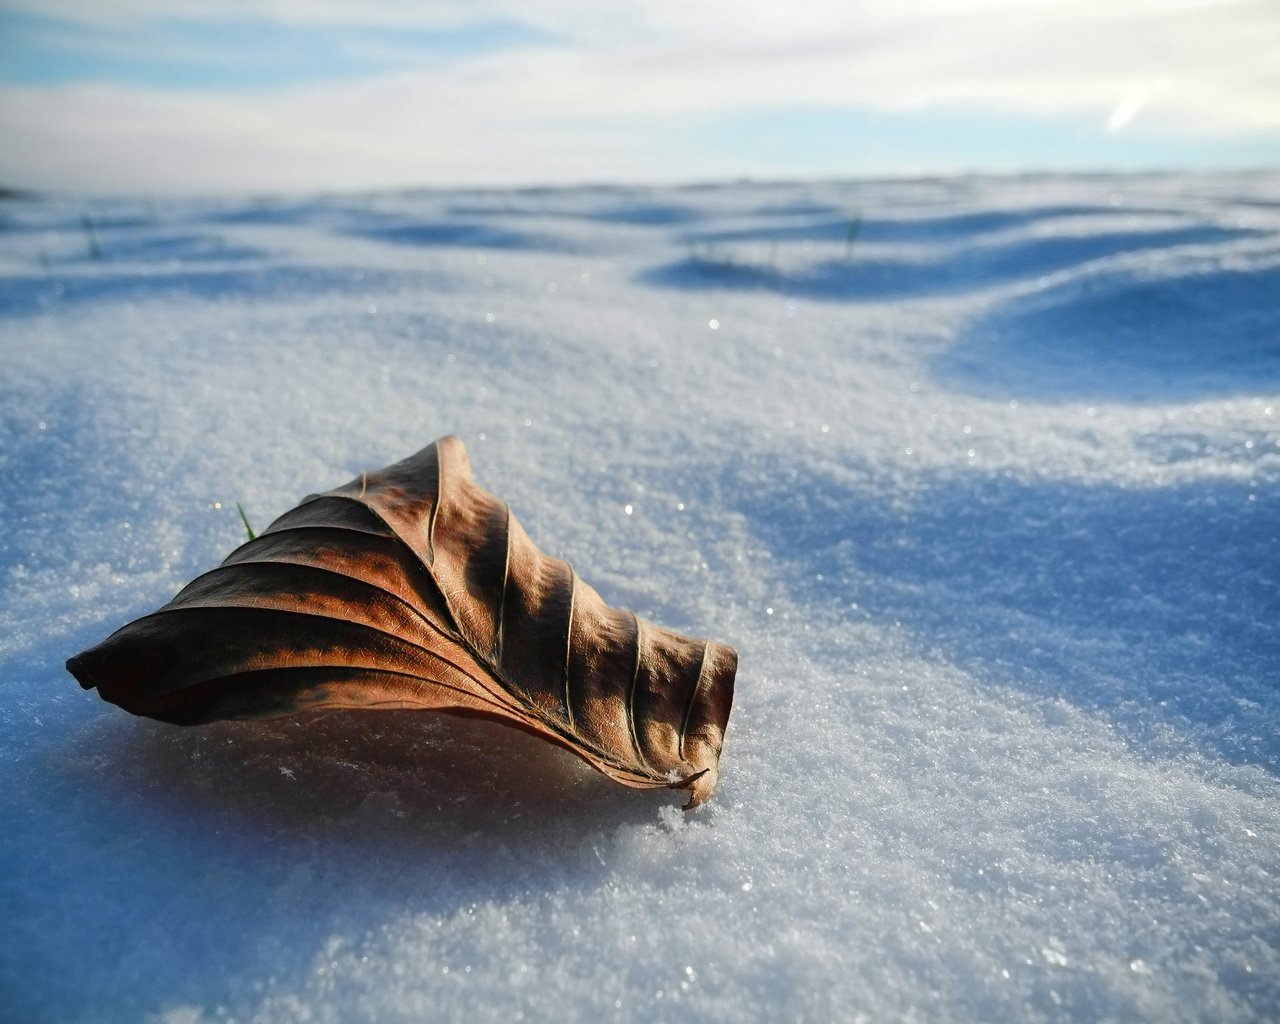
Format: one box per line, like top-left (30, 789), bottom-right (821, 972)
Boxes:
top-left (1, 172), bottom-right (1278, 1023)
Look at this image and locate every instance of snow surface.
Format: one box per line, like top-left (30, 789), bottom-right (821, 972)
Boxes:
top-left (1, 172), bottom-right (1278, 1023)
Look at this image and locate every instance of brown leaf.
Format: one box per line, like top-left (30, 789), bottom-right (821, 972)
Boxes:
top-left (66, 436), bottom-right (737, 808)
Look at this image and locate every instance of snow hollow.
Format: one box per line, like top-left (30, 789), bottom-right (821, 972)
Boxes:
top-left (1, 172), bottom-right (1278, 1023)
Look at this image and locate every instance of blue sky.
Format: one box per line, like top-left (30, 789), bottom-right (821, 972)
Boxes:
top-left (1, 0), bottom-right (1277, 193)
top-left (0, 10), bottom-right (551, 91)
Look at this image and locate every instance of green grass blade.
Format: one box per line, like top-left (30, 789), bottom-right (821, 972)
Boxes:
top-left (236, 502), bottom-right (256, 542)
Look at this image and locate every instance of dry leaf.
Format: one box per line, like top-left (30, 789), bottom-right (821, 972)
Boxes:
top-left (67, 436), bottom-right (736, 808)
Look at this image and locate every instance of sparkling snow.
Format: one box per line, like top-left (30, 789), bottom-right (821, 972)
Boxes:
top-left (1, 173), bottom-right (1278, 1022)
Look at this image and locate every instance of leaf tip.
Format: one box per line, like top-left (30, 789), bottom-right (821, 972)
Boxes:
top-left (676, 767), bottom-right (716, 811)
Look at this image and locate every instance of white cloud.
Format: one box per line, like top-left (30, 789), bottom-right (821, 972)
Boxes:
top-left (1, 0), bottom-right (1276, 192)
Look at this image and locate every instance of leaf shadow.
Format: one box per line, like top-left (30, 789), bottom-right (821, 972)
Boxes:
top-left (91, 707), bottom-right (675, 856)
top-left (11, 703), bottom-right (674, 1020)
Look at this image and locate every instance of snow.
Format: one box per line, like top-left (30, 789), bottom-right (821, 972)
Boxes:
top-left (2, 172), bottom-right (1278, 1022)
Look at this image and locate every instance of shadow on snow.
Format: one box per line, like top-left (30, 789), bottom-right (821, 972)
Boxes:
top-left (55, 232), bottom-right (267, 266)
top-left (353, 220), bottom-right (571, 251)
top-left (727, 450), bottom-right (1279, 772)
top-left (2, 672), bottom-right (668, 1022)
top-left (637, 224), bottom-right (1261, 302)
top-left (0, 264), bottom-right (425, 317)
top-left (935, 262), bottom-right (1280, 402)
top-left (682, 204), bottom-right (1172, 247)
